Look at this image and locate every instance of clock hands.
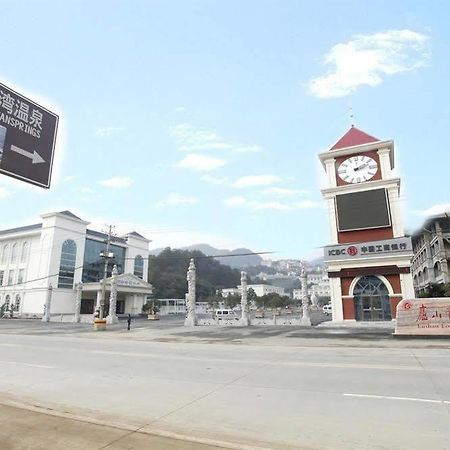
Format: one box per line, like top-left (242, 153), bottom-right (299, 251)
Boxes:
top-left (354, 163), bottom-right (368, 172)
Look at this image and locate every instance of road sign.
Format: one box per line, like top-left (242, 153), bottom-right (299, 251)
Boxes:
top-left (0, 82), bottom-right (58, 188)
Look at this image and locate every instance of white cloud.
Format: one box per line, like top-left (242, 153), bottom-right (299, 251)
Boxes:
top-left (76, 186), bottom-right (95, 194)
top-left (156, 193), bottom-right (199, 207)
top-left (177, 153), bottom-right (227, 171)
top-left (99, 176), bottom-right (133, 188)
top-left (223, 196), bottom-right (321, 211)
top-left (95, 126), bottom-right (126, 137)
top-left (224, 196), bottom-right (247, 206)
top-left (417, 203), bottom-right (450, 217)
top-left (201, 174), bottom-right (229, 185)
top-left (233, 175), bottom-right (282, 188)
top-left (175, 106), bottom-right (186, 112)
top-left (262, 187), bottom-right (310, 196)
top-left (308, 29), bottom-right (430, 98)
top-left (62, 175), bottom-right (77, 182)
top-left (0, 187), bottom-right (11, 199)
top-left (171, 123), bottom-right (263, 154)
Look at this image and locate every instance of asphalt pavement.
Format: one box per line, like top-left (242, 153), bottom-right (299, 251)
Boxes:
top-left (0, 317), bottom-right (449, 449)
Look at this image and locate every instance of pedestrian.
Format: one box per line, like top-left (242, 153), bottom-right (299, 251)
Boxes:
top-left (127, 313), bottom-right (131, 331)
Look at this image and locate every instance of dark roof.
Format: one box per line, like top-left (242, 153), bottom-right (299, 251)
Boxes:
top-left (86, 229), bottom-right (127, 244)
top-left (330, 126), bottom-right (380, 151)
top-left (0, 223), bottom-right (42, 236)
top-left (59, 210), bottom-right (82, 220)
top-left (128, 231), bottom-right (147, 239)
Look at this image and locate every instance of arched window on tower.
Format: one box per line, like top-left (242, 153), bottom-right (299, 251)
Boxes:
top-left (21, 242), bottom-right (29, 263)
top-left (1, 244), bottom-right (9, 265)
top-left (58, 240), bottom-right (77, 288)
top-left (134, 255), bottom-right (144, 279)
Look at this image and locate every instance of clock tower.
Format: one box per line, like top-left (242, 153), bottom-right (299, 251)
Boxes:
top-left (319, 126), bottom-right (415, 322)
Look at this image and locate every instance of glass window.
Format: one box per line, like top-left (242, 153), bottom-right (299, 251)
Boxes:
top-left (4, 294), bottom-right (10, 311)
top-left (7, 270), bottom-right (15, 285)
top-left (11, 243), bottom-right (18, 263)
top-left (1, 244), bottom-right (8, 265)
top-left (17, 269), bottom-right (25, 284)
top-left (0, 270), bottom-right (3, 285)
top-left (134, 255), bottom-right (144, 279)
top-left (82, 238), bottom-right (126, 283)
top-left (21, 242), bottom-right (29, 263)
top-left (14, 294), bottom-right (20, 311)
top-left (58, 240), bottom-right (77, 288)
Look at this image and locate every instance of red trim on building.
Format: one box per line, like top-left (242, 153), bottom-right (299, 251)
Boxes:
top-left (330, 127), bottom-right (380, 151)
top-left (328, 266), bottom-right (410, 278)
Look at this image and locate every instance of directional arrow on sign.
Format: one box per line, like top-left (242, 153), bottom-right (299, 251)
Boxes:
top-left (11, 145), bottom-right (45, 164)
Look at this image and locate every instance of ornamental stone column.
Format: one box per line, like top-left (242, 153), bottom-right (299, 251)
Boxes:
top-left (300, 268), bottom-right (311, 326)
top-left (184, 259), bottom-right (197, 326)
top-left (107, 265), bottom-right (119, 324)
top-left (73, 282), bottom-right (83, 323)
top-left (42, 284), bottom-right (52, 322)
top-left (239, 271), bottom-right (250, 326)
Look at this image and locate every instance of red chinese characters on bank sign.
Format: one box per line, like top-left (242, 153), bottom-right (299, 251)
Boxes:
top-left (347, 246), bottom-right (358, 257)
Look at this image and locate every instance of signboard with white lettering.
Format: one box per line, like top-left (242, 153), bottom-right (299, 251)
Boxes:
top-left (324, 237), bottom-right (413, 261)
top-left (395, 298), bottom-right (450, 336)
top-left (0, 82), bottom-right (58, 188)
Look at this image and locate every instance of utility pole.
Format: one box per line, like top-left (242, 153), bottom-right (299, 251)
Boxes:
top-left (99, 225), bottom-right (115, 320)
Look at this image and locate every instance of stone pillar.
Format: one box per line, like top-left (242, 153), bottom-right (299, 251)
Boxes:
top-left (93, 290), bottom-right (102, 319)
top-left (184, 258), bottom-right (197, 326)
top-left (300, 269), bottom-right (311, 326)
top-left (239, 271), bottom-right (250, 326)
top-left (107, 265), bottom-right (119, 324)
top-left (311, 292), bottom-right (318, 308)
top-left (73, 282), bottom-right (83, 323)
top-left (42, 285), bottom-right (52, 322)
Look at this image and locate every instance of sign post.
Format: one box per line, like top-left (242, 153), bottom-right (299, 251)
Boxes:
top-left (0, 82), bottom-right (58, 188)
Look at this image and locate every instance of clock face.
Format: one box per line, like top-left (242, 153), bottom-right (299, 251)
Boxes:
top-left (337, 155), bottom-right (378, 184)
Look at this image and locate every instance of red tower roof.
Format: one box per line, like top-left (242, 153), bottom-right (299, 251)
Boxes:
top-left (330, 126), bottom-right (380, 151)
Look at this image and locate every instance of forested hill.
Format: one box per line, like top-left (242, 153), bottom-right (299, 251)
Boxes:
top-left (148, 247), bottom-right (242, 300)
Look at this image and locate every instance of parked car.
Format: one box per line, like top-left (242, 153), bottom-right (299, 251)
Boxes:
top-left (215, 309), bottom-right (239, 320)
top-left (322, 304), bottom-right (332, 316)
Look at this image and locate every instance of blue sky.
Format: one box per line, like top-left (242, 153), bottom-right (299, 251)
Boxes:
top-left (0, 0), bottom-right (449, 258)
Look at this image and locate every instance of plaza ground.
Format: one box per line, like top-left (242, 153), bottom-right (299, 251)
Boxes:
top-left (0, 315), bottom-right (449, 449)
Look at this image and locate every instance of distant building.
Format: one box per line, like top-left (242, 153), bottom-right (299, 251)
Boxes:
top-left (293, 270), bottom-right (330, 300)
top-left (0, 211), bottom-right (152, 320)
top-left (411, 213), bottom-right (450, 295)
top-left (220, 284), bottom-right (286, 297)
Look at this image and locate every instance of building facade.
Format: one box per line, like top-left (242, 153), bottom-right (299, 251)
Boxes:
top-left (319, 127), bottom-right (415, 322)
top-left (0, 211), bottom-right (152, 320)
top-left (220, 284), bottom-right (286, 298)
top-left (411, 213), bottom-right (450, 294)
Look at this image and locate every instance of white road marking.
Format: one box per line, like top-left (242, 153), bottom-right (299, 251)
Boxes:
top-left (344, 393), bottom-right (450, 404)
top-left (0, 360), bottom-right (54, 369)
top-left (0, 343), bottom-right (19, 347)
top-left (91, 350), bottom-right (424, 371)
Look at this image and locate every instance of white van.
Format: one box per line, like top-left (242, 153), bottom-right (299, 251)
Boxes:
top-left (215, 309), bottom-right (239, 320)
top-left (322, 304), bottom-right (332, 316)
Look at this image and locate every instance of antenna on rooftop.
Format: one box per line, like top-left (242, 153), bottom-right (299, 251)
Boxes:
top-left (348, 98), bottom-right (354, 128)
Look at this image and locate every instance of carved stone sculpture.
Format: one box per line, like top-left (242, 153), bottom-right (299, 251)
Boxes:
top-left (73, 282), bottom-right (83, 323)
top-left (239, 271), bottom-right (250, 326)
top-left (184, 259), bottom-right (197, 326)
top-left (107, 265), bottom-right (119, 324)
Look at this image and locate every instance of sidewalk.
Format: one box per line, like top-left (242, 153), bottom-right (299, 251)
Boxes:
top-left (0, 403), bottom-right (226, 450)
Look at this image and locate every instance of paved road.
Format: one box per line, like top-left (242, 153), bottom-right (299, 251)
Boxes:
top-left (0, 323), bottom-right (449, 449)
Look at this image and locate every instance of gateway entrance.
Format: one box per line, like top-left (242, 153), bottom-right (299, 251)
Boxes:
top-left (354, 276), bottom-right (391, 321)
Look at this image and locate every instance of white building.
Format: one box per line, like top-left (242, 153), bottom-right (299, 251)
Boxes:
top-left (220, 284), bottom-right (286, 297)
top-left (0, 211), bottom-right (153, 321)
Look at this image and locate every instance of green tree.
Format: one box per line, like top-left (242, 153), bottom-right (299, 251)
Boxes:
top-left (148, 248), bottom-right (241, 301)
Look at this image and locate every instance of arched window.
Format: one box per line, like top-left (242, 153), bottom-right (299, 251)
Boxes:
top-left (434, 262), bottom-right (441, 279)
top-left (353, 276), bottom-right (391, 321)
top-left (423, 267), bottom-right (428, 280)
top-left (14, 294), bottom-right (21, 311)
top-left (58, 240), bottom-right (77, 288)
top-left (134, 255), bottom-right (144, 279)
top-left (11, 243), bottom-right (18, 263)
top-left (4, 294), bottom-right (10, 311)
top-left (1, 244), bottom-right (8, 265)
top-left (21, 242), bottom-right (29, 263)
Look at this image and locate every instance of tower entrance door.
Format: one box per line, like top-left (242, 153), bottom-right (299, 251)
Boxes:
top-left (354, 276), bottom-right (391, 321)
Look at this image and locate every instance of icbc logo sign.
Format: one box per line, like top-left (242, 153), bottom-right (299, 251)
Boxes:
top-left (347, 246), bottom-right (358, 256)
